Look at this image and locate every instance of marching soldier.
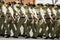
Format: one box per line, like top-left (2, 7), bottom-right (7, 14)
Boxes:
top-left (37, 4), bottom-right (46, 38)
top-left (1, 2), bottom-right (10, 37)
top-left (13, 2), bottom-right (20, 37)
top-left (25, 4), bottom-right (32, 38)
top-left (31, 4), bottom-right (39, 39)
top-left (7, 3), bottom-right (18, 38)
top-left (45, 4), bottom-right (51, 39)
top-left (44, 4), bottom-right (55, 39)
top-left (53, 5), bottom-right (60, 39)
top-left (26, 4), bottom-right (38, 39)
top-left (0, 1), bottom-right (4, 36)
top-left (16, 3), bottom-right (26, 37)
top-left (23, 4), bottom-right (29, 37)
top-left (50, 4), bottom-right (57, 39)
top-left (20, 3), bottom-right (27, 37)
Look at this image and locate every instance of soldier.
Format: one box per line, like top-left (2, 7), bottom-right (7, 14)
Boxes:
top-left (16, 3), bottom-right (26, 37)
top-left (53, 5), bottom-right (60, 39)
top-left (1, 1), bottom-right (10, 37)
top-left (37, 4), bottom-right (46, 38)
top-left (25, 4), bottom-right (38, 39)
top-left (0, 1), bottom-right (4, 36)
top-left (25, 4), bottom-right (32, 38)
top-left (31, 4), bottom-right (39, 39)
top-left (23, 4), bottom-right (29, 37)
top-left (50, 4), bottom-right (57, 39)
top-left (13, 2), bottom-right (20, 37)
top-left (44, 4), bottom-right (55, 39)
top-left (7, 3), bottom-right (18, 38)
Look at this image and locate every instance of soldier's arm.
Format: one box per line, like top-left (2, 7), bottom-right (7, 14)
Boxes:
top-left (33, 8), bottom-right (39, 20)
top-left (48, 12), bottom-right (53, 23)
top-left (41, 10), bottom-right (46, 23)
top-left (52, 8), bottom-right (57, 18)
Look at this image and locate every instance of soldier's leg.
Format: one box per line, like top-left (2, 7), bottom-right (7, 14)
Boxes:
top-left (38, 19), bottom-right (44, 37)
top-left (54, 26), bottom-right (59, 38)
top-left (31, 20), bottom-right (38, 38)
top-left (0, 24), bottom-right (2, 35)
top-left (0, 18), bottom-right (3, 35)
top-left (53, 19), bottom-right (60, 38)
top-left (9, 21), bottom-right (17, 37)
top-left (1, 17), bottom-right (5, 36)
top-left (48, 23), bottom-right (52, 37)
top-left (34, 20), bottom-right (39, 37)
top-left (29, 19), bottom-right (38, 39)
top-left (47, 19), bottom-right (60, 39)
top-left (31, 19), bottom-right (35, 37)
top-left (3, 23), bottom-right (10, 38)
top-left (21, 18), bottom-right (26, 36)
top-left (14, 19), bottom-right (19, 37)
top-left (51, 20), bottom-right (56, 38)
top-left (40, 22), bottom-right (46, 37)
top-left (44, 19), bottom-right (50, 38)
top-left (23, 21), bottom-right (27, 36)
top-left (16, 19), bottom-right (21, 36)
top-left (26, 19), bottom-right (32, 38)
top-left (16, 18), bottom-right (25, 36)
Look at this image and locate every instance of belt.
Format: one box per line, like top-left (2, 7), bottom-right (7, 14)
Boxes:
top-left (57, 18), bottom-right (60, 20)
top-left (45, 18), bottom-right (50, 19)
top-left (20, 17), bottom-right (25, 18)
top-left (1, 15), bottom-right (4, 17)
top-left (29, 17), bottom-right (32, 19)
top-left (39, 18), bottom-right (42, 20)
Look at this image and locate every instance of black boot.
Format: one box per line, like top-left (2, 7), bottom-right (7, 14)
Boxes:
top-left (31, 36), bottom-right (37, 39)
top-left (1, 34), bottom-right (5, 37)
top-left (54, 36), bottom-right (59, 39)
top-left (49, 37), bottom-right (54, 39)
top-left (37, 35), bottom-right (42, 38)
top-left (18, 34), bottom-right (21, 36)
top-left (12, 35), bottom-right (18, 38)
top-left (25, 35), bottom-right (30, 38)
top-left (44, 36), bottom-right (49, 39)
top-left (5, 34), bottom-right (10, 38)
top-left (0, 34), bottom-right (2, 36)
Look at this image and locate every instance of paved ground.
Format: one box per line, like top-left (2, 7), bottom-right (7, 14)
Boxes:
top-left (0, 36), bottom-right (60, 40)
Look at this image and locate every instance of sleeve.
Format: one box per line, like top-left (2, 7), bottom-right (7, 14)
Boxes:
top-left (14, 5), bottom-right (18, 12)
top-left (8, 7), bottom-right (14, 17)
top-left (2, 6), bottom-right (7, 14)
top-left (53, 9), bottom-right (57, 16)
top-left (33, 8), bottom-right (37, 15)
top-left (47, 8), bottom-right (51, 15)
top-left (21, 7), bottom-right (26, 15)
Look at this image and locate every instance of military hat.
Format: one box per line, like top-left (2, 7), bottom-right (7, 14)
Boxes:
top-left (26, 3), bottom-right (30, 5)
top-left (18, 3), bottom-right (21, 4)
top-left (30, 4), bottom-right (34, 7)
top-left (52, 4), bottom-right (54, 6)
top-left (45, 3), bottom-right (51, 6)
top-left (8, 2), bottom-right (11, 6)
top-left (26, 3), bottom-right (32, 6)
top-left (18, 3), bottom-right (24, 5)
top-left (32, 4), bottom-right (36, 7)
top-left (37, 3), bottom-right (43, 6)
top-left (1, 1), bottom-right (5, 4)
top-left (50, 4), bottom-right (54, 7)
top-left (12, 1), bottom-right (16, 4)
top-left (56, 5), bottom-right (60, 7)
